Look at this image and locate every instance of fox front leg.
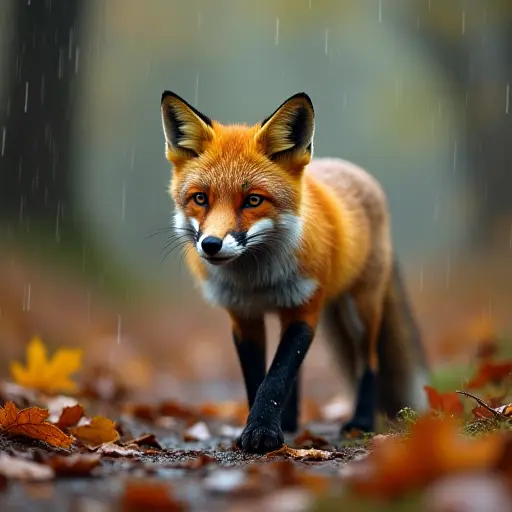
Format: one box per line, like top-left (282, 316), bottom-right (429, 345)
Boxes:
top-left (229, 313), bottom-right (267, 412)
top-left (238, 294), bottom-right (322, 453)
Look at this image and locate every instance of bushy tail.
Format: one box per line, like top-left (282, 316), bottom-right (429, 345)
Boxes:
top-left (376, 259), bottom-right (429, 417)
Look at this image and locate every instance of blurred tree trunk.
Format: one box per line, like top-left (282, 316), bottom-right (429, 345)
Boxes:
top-left (0, 0), bottom-right (85, 232)
top-left (399, 2), bottom-right (512, 250)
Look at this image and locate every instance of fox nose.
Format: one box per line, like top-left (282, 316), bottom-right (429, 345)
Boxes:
top-left (201, 236), bottom-right (223, 256)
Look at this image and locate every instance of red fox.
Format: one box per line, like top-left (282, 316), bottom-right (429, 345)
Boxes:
top-left (160, 91), bottom-right (429, 453)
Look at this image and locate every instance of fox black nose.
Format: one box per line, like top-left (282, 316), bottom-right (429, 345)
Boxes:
top-left (201, 236), bottom-right (223, 256)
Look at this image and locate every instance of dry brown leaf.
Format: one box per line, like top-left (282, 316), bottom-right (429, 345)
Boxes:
top-left (265, 444), bottom-right (333, 461)
top-left (10, 337), bottom-right (82, 394)
top-left (0, 453), bottom-right (54, 481)
top-left (48, 454), bottom-right (101, 477)
top-left (348, 414), bottom-right (504, 499)
top-left (120, 480), bottom-right (185, 511)
top-left (424, 385), bottom-right (464, 416)
top-left (466, 361), bottom-right (512, 390)
top-left (96, 443), bottom-right (143, 457)
top-left (69, 416), bottom-right (119, 447)
top-left (55, 404), bottom-right (85, 429)
top-left (172, 454), bottom-right (216, 470)
top-left (198, 401), bottom-right (248, 425)
top-left (159, 401), bottom-right (200, 425)
top-left (0, 401), bottom-right (72, 448)
top-left (124, 434), bottom-right (162, 450)
top-left (293, 429), bottom-right (330, 449)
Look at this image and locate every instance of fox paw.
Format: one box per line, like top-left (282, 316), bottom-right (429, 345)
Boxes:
top-left (238, 421), bottom-right (284, 453)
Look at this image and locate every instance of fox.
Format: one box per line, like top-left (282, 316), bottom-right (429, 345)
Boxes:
top-left (159, 90), bottom-right (429, 453)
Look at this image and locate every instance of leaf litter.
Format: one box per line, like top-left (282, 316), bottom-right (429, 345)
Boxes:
top-left (2, 335), bottom-right (512, 510)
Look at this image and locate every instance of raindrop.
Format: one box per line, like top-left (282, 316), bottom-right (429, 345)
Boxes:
top-left (461, 10), bottom-right (465, 35)
top-left (87, 289), bottom-right (91, 324)
top-left (68, 27), bottom-right (74, 60)
top-left (308, 0), bottom-right (312, 9)
top-left (24, 82), bottom-right (29, 112)
top-left (117, 314), bottom-right (122, 345)
top-left (75, 47), bottom-right (80, 74)
top-left (1, 126), bottom-right (5, 156)
top-left (378, 0), bottom-right (382, 23)
top-left (58, 47), bottom-right (64, 79)
top-left (324, 28), bottom-right (329, 55)
top-left (19, 196), bottom-right (24, 223)
top-left (419, 265), bottom-right (424, 291)
top-left (452, 140), bottom-right (457, 172)
top-left (275, 17), bottom-right (279, 46)
top-left (40, 75), bottom-right (45, 104)
top-left (506, 84), bottom-right (509, 114)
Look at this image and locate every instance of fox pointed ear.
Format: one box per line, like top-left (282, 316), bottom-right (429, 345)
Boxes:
top-left (161, 91), bottom-right (215, 164)
top-left (254, 92), bottom-right (315, 172)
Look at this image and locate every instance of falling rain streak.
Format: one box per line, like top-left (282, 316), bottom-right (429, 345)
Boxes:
top-left (506, 84), bottom-right (510, 114)
top-left (24, 82), bottom-right (29, 112)
top-left (325, 29), bottom-right (329, 55)
top-left (1, 127), bottom-right (5, 156)
top-left (117, 314), bottom-right (122, 345)
top-left (275, 17), bottom-right (279, 46)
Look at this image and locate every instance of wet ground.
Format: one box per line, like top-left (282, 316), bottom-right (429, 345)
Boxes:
top-left (0, 417), bottom-right (369, 512)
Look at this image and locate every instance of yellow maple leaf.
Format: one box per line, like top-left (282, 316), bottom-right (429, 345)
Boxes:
top-left (10, 337), bottom-right (83, 393)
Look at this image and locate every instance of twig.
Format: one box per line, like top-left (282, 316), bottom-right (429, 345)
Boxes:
top-left (455, 390), bottom-right (506, 420)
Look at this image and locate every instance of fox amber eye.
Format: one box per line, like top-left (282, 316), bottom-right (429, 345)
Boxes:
top-left (193, 192), bottom-right (208, 206)
top-left (244, 194), bottom-right (264, 208)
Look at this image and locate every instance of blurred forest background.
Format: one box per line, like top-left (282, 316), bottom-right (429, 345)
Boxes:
top-left (0, 0), bottom-right (511, 408)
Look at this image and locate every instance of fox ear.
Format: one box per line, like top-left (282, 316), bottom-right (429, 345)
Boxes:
top-left (255, 92), bottom-right (315, 172)
top-left (161, 91), bottom-right (215, 164)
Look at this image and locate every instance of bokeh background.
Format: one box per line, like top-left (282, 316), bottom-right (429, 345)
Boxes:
top-left (0, 0), bottom-right (511, 409)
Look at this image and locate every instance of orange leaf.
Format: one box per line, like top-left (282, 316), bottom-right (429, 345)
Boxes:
top-left (48, 454), bottom-right (101, 477)
top-left (466, 361), bottom-right (512, 389)
top-left (0, 401), bottom-right (72, 448)
top-left (121, 481), bottom-right (184, 511)
top-left (348, 415), bottom-right (503, 499)
top-left (424, 385), bottom-right (464, 416)
top-left (55, 404), bottom-right (84, 429)
top-left (69, 416), bottom-right (119, 447)
top-left (10, 337), bottom-right (82, 394)
top-left (265, 444), bottom-right (333, 461)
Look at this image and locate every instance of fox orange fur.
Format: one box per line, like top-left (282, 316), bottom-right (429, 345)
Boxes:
top-left (160, 91), bottom-right (429, 453)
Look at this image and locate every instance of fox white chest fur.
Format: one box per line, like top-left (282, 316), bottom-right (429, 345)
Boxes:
top-left (197, 213), bottom-right (318, 316)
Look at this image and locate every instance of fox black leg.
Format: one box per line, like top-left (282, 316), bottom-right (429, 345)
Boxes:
top-left (341, 290), bottom-right (383, 436)
top-left (238, 301), bottom-right (320, 453)
top-left (229, 313), bottom-right (267, 413)
top-left (281, 372), bottom-right (300, 432)
top-left (341, 366), bottom-right (377, 434)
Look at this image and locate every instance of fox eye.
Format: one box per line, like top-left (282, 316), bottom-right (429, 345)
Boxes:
top-left (192, 192), bottom-right (208, 206)
top-left (243, 194), bottom-right (264, 208)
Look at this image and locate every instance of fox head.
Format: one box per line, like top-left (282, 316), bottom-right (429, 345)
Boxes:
top-left (160, 91), bottom-right (315, 267)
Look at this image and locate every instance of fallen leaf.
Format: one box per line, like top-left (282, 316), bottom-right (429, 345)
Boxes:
top-left (466, 361), bottom-right (512, 390)
top-left (55, 404), bottom-right (85, 429)
top-left (265, 445), bottom-right (333, 461)
top-left (172, 454), bottom-right (216, 469)
top-left (124, 404), bottom-right (156, 423)
top-left (0, 401), bottom-right (73, 448)
top-left (347, 415), bottom-right (504, 499)
top-left (44, 395), bottom-right (80, 423)
top-left (198, 401), bottom-right (248, 425)
top-left (293, 429), bottom-right (330, 449)
top-left (48, 454), bottom-right (101, 477)
top-left (10, 337), bottom-right (82, 394)
top-left (0, 453), bottom-right (54, 481)
top-left (424, 385), bottom-right (464, 416)
top-left (120, 480), bottom-right (184, 511)
top-left (124, 434), bottom-right (162, 450)
top-left (69, 416), bottom-right (119, 447)
top-left (96, 443), bottom-right (143, 457)
top-left (184, 422), bottom-right (210, 442)
top-left (159, 401), bottom-right (199, 424)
